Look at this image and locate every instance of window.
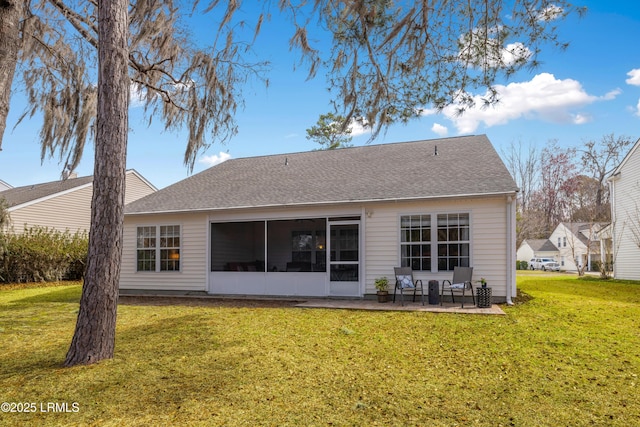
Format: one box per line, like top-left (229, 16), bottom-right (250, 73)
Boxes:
top-left (401, 213), bottom-right (470, 272)
top-left (563, 237), bottom-right (567, 247)
top-left (558, 237), bottom-right (561, 248)
top-left (400, 215), bottom-right (431, 271)
top-left (160, 225), bottom-right (181, 271)
top-left (137, 225), bottom-right (181, 272)
top-left (437, 213), bottom-right (470, 271)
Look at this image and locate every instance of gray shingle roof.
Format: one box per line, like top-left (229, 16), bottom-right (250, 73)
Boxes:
top-left (0, 175), bottom-right (94, 208)
top-left (125, 135), bottom-right (519, 214)
top-left (525, 239), bottom-right (558, 252)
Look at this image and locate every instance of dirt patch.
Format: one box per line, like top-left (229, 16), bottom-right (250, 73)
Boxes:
top-left (118, 295), bottom-right (303, 308)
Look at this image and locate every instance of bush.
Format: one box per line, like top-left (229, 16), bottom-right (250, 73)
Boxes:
top-left (0, 227), bottom-right (88, 283)
top-left (516, 260), bottom-right (529, 270)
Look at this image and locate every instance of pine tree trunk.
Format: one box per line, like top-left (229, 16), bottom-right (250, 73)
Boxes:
top-left (0, 0), bottom-right (22, 150)
top-left (64, 0), bottom-right (129, 367)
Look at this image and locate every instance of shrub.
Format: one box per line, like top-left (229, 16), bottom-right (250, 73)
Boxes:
top-left (516, 260), bottom-right (529, 270)
top-left (0, 227), bottom-right (88, 283)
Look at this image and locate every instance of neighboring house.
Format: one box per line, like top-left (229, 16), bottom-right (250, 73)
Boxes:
top-left (516, 239), bottom-right (559, 266)
top-left (120, 135), bottom-right (519, 303)
top-left (549, 222), bottom-right (607, 272)
top-left (0, 170), bottom-right (157, 234)
top-left (0, 179), bottom-right (12, 192)
top-left (608, 137), bottom-right (640, 280)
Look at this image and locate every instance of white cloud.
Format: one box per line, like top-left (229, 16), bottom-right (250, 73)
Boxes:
top-left (458, 34), bottom-right (532, 69)
top-left (500, 42), bottom-right (533, 66)
top-left (602, 89), bottom-right (622, 100)
top-left (537, 4), bottom-right (564, 22)
top-left (431, 73), bottom-right (598, 133)
top-left (431, 123), bottom-right (448, 136)
top-left (626, 69), bottom-right (640, 86)
top-left (348, 118), bottom-right (371, 137)
top-left (199, 151), bottom-right (231, 167)
top-left (129, 83), bottom-right (146, 108)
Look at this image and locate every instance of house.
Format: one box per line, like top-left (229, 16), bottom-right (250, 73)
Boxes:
top-left (516, 239), bottom-right (559, 266)
top-left (119, 135), bottom-right (519, 303)
top-left (0, 170), bottom-right (157, 234)
top-left (608, 137), bottom-right (640, 280)
top-left (548, 222), bottom-right (607, 272)
top-left (0, 179), bottom-right (11, 192)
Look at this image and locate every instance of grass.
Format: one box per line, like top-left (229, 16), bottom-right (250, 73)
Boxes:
top-left (1, 274), bottom-right (639, 426)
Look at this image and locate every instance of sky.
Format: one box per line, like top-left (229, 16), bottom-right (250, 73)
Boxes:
top-left (1, 1), bottom-right (640, 190)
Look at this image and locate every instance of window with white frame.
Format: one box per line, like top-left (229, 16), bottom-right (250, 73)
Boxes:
top-left (137, 225), bottom-right (181, 272)
top-left (400, 215), bottom-right (432, 271)
top-left (437, 213), bottom-right (470, 271)
top-left (400, 213), bottom-right (470, 271)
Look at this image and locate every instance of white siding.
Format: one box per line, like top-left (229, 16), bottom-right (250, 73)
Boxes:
top-left (549, 224), bottom-right (585, 271)
top-left (120, 213), bottom-right (208, 291)
top-left (120, 196), bottom-right (515, 299)
top-left (611, 141), bottom-right (640, 280)
top-left (8, 185), bottom-right (94, 233)
top-left (364, 196), bottom-right (513, 300)
top-left (124, 171), bottom-right (156, 205)
top-left (6, 171), bottom-right (155, 234)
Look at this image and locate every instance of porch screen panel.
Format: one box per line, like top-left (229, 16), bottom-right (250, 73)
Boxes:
top-left (211, 221), bottom-right (265, 272)
top-left (267, 218), bottom-right (326, 272)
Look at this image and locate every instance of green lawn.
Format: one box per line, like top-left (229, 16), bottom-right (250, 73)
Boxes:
top-left (1, 274), bottom-right (639, 426)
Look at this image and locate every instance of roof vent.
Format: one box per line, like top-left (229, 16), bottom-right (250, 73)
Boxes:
top-left (434, 145), bottom-right (439, 156)
top-left (285, 157), bottom-right (289, 166)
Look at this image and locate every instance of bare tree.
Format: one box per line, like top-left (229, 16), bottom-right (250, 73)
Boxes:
top-left (533, 140), bottom-right (578, 234)
top-left (578, 133), bottom-right (634, 219)
top-left (502, 139), bottom-right (540, 212)
top-left (0, 1), bottom-right (583, 366)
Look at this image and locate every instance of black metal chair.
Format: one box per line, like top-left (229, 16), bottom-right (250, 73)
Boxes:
top-left (393, 267), bottom-right (425, 306)
top-left (441, 266), bottom-right (475, 308)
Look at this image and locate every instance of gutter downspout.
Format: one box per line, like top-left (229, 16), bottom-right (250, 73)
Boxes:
top-left (506, 195), bottom-right (515, 305)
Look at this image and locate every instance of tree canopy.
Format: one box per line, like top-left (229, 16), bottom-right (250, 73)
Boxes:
top-left (1, 0), bottom-right (583, 174)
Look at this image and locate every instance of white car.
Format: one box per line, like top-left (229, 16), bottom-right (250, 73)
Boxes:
top-left (530, 258), bottom-right (558, 271)
top-left (544, 262), bottom-right (561, 272)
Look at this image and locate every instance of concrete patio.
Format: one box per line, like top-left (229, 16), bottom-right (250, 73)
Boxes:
top-left (295, 299), bottom-right (505, 315)
top-left (119, 291), bottom-right (505, 314)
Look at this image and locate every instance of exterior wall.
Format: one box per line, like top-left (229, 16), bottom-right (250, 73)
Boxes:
top-left (119, 195), bottom-right (516, 300)
top-left (8, 185), bottom-right (94, 233)
top-left (364, 196), bottom-right (514, 301)
top-left (124, 171), bottom-right (157, 205)
top-left (6, 171), bottom-right (156, 234)
top-left (549, 224), bottom-right (585, 271)
top-left (516, 243), bottom-right (535, 263)
top-left (120, 212), bottom-right (209, 291)
top-left (611, 143), bottom-right (640, 280)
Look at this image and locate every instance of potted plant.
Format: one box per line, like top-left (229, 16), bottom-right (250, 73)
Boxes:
top-left (477, 277), bottom-right (487, 288)
top-left (374, 276), bottom-right (390, 303)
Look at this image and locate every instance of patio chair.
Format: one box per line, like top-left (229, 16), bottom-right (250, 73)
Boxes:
top-left (441, 266), bottom-right (475, 308)
top-left (393, 267), bottom-right (425, 306)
